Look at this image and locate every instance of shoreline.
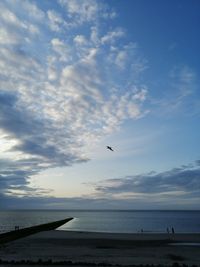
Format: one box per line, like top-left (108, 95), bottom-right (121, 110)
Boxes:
top-left (0, 230), bottom-right (200, 266)
top-left (41, 229), bottom-right (200, 242)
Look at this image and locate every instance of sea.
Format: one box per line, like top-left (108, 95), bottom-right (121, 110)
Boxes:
top-left (0, 210), bottom-right (200, 234)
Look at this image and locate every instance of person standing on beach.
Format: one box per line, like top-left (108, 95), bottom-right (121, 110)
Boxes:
top-left (172, 227), bottom-right (175, 234)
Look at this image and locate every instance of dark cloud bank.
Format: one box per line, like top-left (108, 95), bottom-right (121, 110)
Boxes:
top-left (0, 91), bottom-right (87, 202)
top-left (95, 163), bottom-right (200, 195)
top-left (92, 161), bottom-right (200, 209)
top-left (1, 150), bottom-right (200, 209)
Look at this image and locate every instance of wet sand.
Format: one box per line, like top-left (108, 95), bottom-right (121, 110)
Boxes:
top-left (0, 230), bottom-right (200, 266)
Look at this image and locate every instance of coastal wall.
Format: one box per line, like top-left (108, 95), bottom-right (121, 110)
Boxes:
top-left (0, 217), bottom-right (73, 244)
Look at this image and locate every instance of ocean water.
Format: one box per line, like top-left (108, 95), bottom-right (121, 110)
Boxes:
top-left (0, 210), bottom-right (200, 234)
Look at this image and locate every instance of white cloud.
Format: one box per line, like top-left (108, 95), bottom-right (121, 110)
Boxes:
top-left (51, 38), bottom-right (71, 62)
top-left (0, 0), bottom-right (149, 197)
top-left (133, 89), bottom-right (148, 101)
top-left (59, 0), bottom-right (99, 24)
top-left (58, 0), bottom-right (117, 27)
top-left (106, 42), bottom-right (148, 75)
top-left (0, 27), bottom-right (19, 44)
top-left (115, 50), bottom-right (127, 69)
top-left (11, 0), bottom-right (45, 21)
top-left (47, 10), bottom-right (64, 32)
top-left (74, 35), bottom-right (87, 46)
top-left (0, 5), bottom-right (26, 29)
top-left (90, 26), bottom-right (99, 45)
top-left (0, 1), bottom-right (41, 45)
top-left (101, 28), bottom-right (125, 44)
top-left (46, 55), bottom-right (59, 81)
top-left (28, 24), bottom-right (40, 35)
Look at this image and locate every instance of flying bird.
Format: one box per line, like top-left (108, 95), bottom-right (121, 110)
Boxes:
top-left (107, 146), bottom-right (114, 151)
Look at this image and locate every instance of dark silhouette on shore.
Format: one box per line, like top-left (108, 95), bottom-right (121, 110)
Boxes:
top-left (0, 218), bottom-right (73, 244)
top-left (107, 146), bottom-right (114, 151)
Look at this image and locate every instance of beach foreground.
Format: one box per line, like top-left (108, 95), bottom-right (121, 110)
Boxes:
top-left (0, 230), bottom-right (200, 266)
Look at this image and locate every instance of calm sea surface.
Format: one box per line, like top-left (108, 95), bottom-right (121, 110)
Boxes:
top-left (0, 210), bottom-right (200, 233)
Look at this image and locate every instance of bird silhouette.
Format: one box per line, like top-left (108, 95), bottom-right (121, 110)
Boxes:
top-left (107, 146), bottom-right (114, 151)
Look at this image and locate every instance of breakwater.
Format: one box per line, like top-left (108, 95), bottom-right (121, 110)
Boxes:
top-left (0, 217), bottom-right (73, 244)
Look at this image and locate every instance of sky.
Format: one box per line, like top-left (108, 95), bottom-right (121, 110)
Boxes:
top-left (0, 0), bottom-right (200, 209)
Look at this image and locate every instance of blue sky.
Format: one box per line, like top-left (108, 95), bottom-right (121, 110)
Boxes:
top-left (0, 0), bottom-right (200, 209)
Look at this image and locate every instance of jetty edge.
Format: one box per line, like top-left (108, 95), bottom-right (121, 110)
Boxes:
top-left (0, 217), bottom-right (73, 244)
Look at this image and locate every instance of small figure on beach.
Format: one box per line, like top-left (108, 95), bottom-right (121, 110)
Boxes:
top-left (172, 227), bottom-right (175, 234)
top-left (107, 146), bottom-right (114, 151)
top-left (141, 228), bottom-right (143, 233)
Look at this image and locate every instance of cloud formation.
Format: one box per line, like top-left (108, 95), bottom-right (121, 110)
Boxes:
top-left (153, 65), bottom-right (198, 116)
top-left (1, 160), bottom-right (200, 209)
top-left (0, 0), bottom-right (148, 198)
top-left (92, 162), bottom-right (200, 207)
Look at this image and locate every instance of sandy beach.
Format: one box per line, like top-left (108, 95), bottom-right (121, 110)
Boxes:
top-left (0, 230), bottom-right (200, 266)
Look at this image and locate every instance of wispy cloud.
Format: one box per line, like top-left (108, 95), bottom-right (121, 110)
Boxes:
top-left (58, 0), bottom-right (116, 26)
top-left (0, 0), bottom-right (148, 198)
top-left (152, 65), bottom-right (198, 116)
